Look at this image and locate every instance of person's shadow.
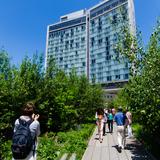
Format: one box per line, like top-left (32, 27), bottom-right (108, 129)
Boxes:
top-left (112, 145), bottom-right (122, 153)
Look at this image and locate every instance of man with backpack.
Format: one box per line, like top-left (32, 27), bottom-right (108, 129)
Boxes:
top-left (12, 102), bottom-right (40, 160)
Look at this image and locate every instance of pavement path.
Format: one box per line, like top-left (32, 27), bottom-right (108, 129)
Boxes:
top-left (82, 124), bottom-right (156, 160)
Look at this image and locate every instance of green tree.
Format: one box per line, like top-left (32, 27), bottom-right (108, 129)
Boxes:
top-left (114, 20), bottom-right (160, 158)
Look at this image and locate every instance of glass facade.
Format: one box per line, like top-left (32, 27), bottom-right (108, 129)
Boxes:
top-left (47, 16), bottom-right (87, 76)
top-left (89, 1), bottom-right (129, 83)
top-left (46, 0), bottom-right (135, 84)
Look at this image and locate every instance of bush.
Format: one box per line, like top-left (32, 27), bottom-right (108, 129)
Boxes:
top-left (132, 123), bottom-right (143, 140)
top-left (37, 124), bottom-right (95, 160)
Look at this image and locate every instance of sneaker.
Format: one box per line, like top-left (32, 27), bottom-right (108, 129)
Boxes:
top-left (126, 136), bottom-right (133, 139)
top-left (99, 138), bottom-right (103, 143)
top-left (118, 146), bottom-right (122, 152)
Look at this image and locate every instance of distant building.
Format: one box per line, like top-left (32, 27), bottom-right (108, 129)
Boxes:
top-left (45, 0), bottom-right (135, 94)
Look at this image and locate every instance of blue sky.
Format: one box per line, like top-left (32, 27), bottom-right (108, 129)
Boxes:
top-left (0, 0), bottom-right (160, 65)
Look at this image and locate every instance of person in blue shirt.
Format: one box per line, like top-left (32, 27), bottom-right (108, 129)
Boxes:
top-left (114, 107), bottom-right (126, 151)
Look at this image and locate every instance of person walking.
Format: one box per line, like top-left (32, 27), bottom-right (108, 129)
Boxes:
top-left (96, 108), bottom-right (104, 143)
top-left (12, 102), bottom-right (40, 160)
top-left (126, 109), bottom-right (133, 138)
top-left (107, 109), bottom-right (113, 133)
top-left (114, 107), bottom-right (126, 151)
top-left (103, 109), bottom-right (108, 136)
top-left (111, 108), bottom-right (116, 117)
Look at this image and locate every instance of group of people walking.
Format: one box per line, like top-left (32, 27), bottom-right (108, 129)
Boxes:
top-left (95, 108), bottom-right (114, 143)
top-left (96, 107), bottom-right (133, 151)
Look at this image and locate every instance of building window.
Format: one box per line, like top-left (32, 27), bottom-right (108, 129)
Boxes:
top-left (71, 29), bottom-right (74, 37)
top-left (91, 37), bottom-right (95, 42)
top-left (91, 28), bottom-right (94, 33)
top-left (65, 64), bottom-right (68, 68)
top-left (98, 17), bottom-right (101, 23)
top-left (76, 42), bottom-right (79, 48)
top-left (107, 76), bottom-right (112, 81)
top-left (106, 37), bottom-right (110, 46)
top-left (65, 45), bottom-right (68, 50)
top-left (81, 25), bottom-right (85, 31)
top-left (106, 26), bottom-right (110, 32)
top-left (60, 33), bottom-right (64, 38)
top-left (97, 53), bottom-right (102, 58)
top-left (125, 62), bottom-right (128, 68)
top-left (113, 48), bottom-right (118, 55)
top-left (70, 40), bottom-right (74, 44)
top-left (98, 20), bottom-right (102, 25)
top-left (82, 62), bottom-right (86, 66)
top-left (106, 36), bottom-right (109, 40)
top-left (98, 26), bottom-right (102, 32)
top-left (113, 33), bottom-right (118, 42)
top-left (106, 71), bottom-right (110, 75)
top-left (106, 41), bottom-right (110, 46)
top-left (75, 51), bottom-right (78, 56)
top-left (116, 75), bottom-right (120, 79)
top-left (124, 74), bottom-right (129, 79)
top-left (106, 46), bottom-right (110, 55)
top-left (55, 47), bottom-right (58, 52)
top-left (76, 27), bottom-right (79, 32)
top-left (106, 46), bottom-right (110, 50)
top-left (91, 59), bottom-right (96, 64)
top-left (98, 39), bottom-right (103, 46)
top-left (114, 69), bottom-right (119, 74)
top-left (70, 44), bottom-right (73, 49)
top-left (81, 37), bottom-right (85, 42)
top-left (66, 41), bottom-right (69, 44)
top-left (49, 33), bottom-right (54, 38)
top-left (106, 55), bottom-right (111, 61)
top-left (91, 37), bottom-right (95, 47)
top-left (65, 33), bottom-right (69, 38)
top-left (106, 50), bottom-right (110, 55)
top-left (71, 32), bottom-right (74, 37)
top-left (91, 20), bottom-right (95, 26)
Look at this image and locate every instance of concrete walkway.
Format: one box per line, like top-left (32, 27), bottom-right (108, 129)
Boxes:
top-left (82, 125), bottom-right (155, 160)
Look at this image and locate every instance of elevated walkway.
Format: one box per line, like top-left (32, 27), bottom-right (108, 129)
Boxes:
top-left (82, 125), bottom-right (156, 160)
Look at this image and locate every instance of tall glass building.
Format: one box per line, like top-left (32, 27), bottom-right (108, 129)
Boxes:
top-left (45, 0), bottom-right (135, 85)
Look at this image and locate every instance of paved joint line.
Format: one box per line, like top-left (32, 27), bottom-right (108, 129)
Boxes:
top-left (91, 128), bottom-right (97, 160)
top-left (107, 132), bottom-right (111, 160)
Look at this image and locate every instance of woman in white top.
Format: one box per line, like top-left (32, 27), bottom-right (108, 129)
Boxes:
top-left (96, 108), bottom-right (105, 143)
top-left (126, 110), bottom-right (133, 138)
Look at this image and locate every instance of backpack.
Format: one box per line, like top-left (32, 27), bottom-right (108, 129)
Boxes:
top-left (11, 119), bottom-right (34, 159)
